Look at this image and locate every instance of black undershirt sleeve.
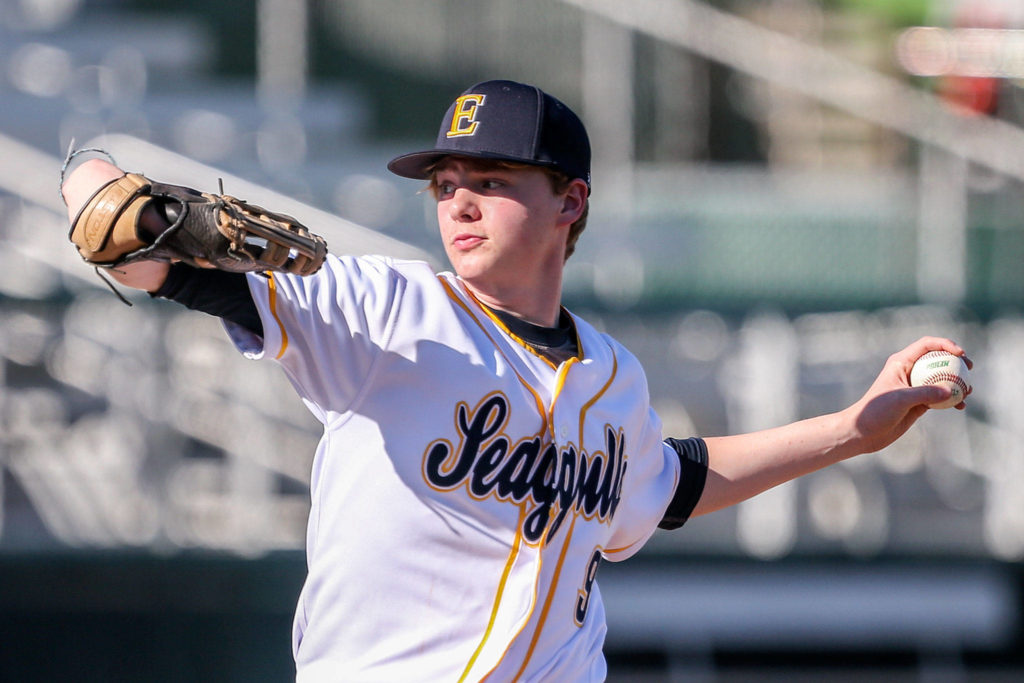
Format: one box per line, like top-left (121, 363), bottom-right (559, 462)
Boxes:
top-left (152, 263), bottom-right (264, 337)
top-left (658, 437), bottom-right (709, 530)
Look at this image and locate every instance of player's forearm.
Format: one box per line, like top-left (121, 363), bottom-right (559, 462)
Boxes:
top-left (104, 260), bottom-right (171, 292)
top-left (691, 409), bottom-right (858, 517)
top-left (62, 158), bottom-right (171, 292)
top-left (689, 337), bottom-right (968, 518)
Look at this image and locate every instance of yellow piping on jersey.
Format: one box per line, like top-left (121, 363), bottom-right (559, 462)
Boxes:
top-left (439, 279), bottom-right (549, 425)
top-left (580, 352), bottom-right (617, 430)
top-left (511, 344), bottom-right (620, 678)
top-left (440, 276), bottom-right (626, 678)
top-left (459, 282), bottom-right (580, 371)
top-left (603, 537), bottom-right (647, 557)
top-left (511, 515), bottom-right (578, 681)
top-left (479, 503), bottom-right (547, 683)
top-left (551, 355), bottom-right (580, 409)
top-left (440, 278), bottom-right (554, 678)
top-left (266, 273), bottom-right (289, 360)
top-left (459, 506), bottom-right (528, 682)
top-left (587, 351), bottom-right (644, 556)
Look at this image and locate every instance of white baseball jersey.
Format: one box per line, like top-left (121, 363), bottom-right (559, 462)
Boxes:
top-left (226, 254), bottom-right (682, 681)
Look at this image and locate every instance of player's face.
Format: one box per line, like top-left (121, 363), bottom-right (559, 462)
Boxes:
top-left (433, 159), bottom-right (582, 306)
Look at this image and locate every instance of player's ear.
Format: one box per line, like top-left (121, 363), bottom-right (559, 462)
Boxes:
top-left (556, 179), bottom-right (588, 226)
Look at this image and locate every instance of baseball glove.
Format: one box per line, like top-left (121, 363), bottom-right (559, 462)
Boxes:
top-left (68, 173), bottom-right (328, 276)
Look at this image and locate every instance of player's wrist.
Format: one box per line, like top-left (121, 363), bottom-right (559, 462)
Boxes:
top-left (106, 259), bottom-right (171, 293)
top-left (810, 408), bottom-right (863, 463)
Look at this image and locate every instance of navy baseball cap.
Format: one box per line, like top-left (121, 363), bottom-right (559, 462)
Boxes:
top-left (387, 80), bottom-right (591, 191)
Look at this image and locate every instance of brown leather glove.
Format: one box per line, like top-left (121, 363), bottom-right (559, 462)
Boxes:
top-left (69, 173), bottom-right (328, 276)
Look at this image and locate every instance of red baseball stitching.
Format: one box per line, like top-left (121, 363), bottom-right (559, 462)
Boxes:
top-left (920, 371), bottom-right (969, 395)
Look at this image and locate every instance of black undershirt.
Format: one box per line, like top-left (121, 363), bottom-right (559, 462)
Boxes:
top-left (485, 306), bottom-right (579, 365)
top-left (153, 264), bottom-right (708, 528)
top-left (153, 264), bottom-right (263, 335)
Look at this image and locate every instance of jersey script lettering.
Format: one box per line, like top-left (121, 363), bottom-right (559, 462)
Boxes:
top-left (422, 392), bottom-right (628, 545)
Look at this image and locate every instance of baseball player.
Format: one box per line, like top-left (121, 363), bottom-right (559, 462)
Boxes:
top-left (61, 80), bottom-right (971, 681)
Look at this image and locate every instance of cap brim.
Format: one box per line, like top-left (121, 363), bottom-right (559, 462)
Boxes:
top-left (387, 149), bottom-right (558, 181)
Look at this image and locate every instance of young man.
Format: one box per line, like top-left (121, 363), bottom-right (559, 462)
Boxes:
top-left (62, 80), bottom-right (969, 681)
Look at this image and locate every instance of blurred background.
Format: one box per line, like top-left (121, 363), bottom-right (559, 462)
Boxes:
top-left (2, 0), bottom-right (1024, 680)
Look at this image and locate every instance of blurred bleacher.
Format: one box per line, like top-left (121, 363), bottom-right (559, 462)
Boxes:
top-left (2, 0), bottom-right (1024, 680)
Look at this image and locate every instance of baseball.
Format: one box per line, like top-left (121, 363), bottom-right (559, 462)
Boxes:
top-left (910, 351), bottom-right (970, 409)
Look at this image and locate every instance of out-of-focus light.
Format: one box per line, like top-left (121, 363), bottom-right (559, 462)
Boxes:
top-left (4, 388), bottom-right (66, 437)
top-left (66, 65), bottom-right (109, 114)
top-left (795, 311), bottom-right (876, 365)
top-left (877, 423), bottom-right (925, 474)
top-left (257, 115), bottom-right (307, 173)
top-left (10, 411), bottom-right (159, 547)
top-left (897, 27), bottom-right (1024, 78)
top-left (173, 109), bottom-right (238, 163)
top-left (58, 111), bottom-right (105, 155)
top-left (652, 398), bottom-right (697, 441)
top-left (736, 483), bottom-right (797, 560)
top-left (0, 250), bottom-right (63, 299)
top-left (0, 204), bottom-right (66, 299)
top-left (62, 294), bottom-right (161, 351)
top-left (334, 174), bottom-right (403, 229)
top-left (672, 309), bottom-right (729, 363)
top-left (100, 46), bottom-right (148, 108)
top-left (984, 466), bottom-right (1024, 561)
top-left (257, 0), bottom-right (308, 105)
top-left (808, 469), bottom-right (863, 540)
top-left (8, 43), bottom-right (72, 97)
top-left (0, 310), bottom-right (55, 365)
top-left (165, 458), bottom-right (304, 555)
top-left (15, 0), bottom-right (82, 31)
top-left (592, 243), bottom-right (644, 309)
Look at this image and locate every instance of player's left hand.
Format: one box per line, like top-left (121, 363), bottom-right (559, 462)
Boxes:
top-left (843, 336), bottom-right (972, 455)
top-left (67, 160), bottom-right (328, 276)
